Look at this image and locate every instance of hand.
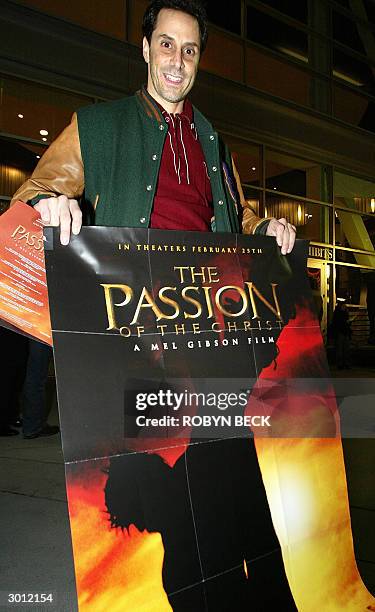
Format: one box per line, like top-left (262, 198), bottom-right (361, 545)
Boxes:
top-left (266, 217), bottom-right (296, 255)
top-left (35, 195), bottom-right (82, 246)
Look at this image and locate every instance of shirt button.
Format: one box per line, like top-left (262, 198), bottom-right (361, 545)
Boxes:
top-left (159, 124), bottom-right (165, 130)
top-left (212, 166), bottom-right (217, 172)
top-left (152, 154), bottom-right (158, 161)
top-left (140, 217), bottom-right (146, 224)
top-left (210, 135), bottom-right (215, 140)
top-left (218, 200), bottom-right (224, 206)
top-left (146, 185), bottom-right (152, 191)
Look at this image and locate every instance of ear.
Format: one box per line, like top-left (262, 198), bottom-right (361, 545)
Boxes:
top-left (142, 36), bottom-right (150, 64)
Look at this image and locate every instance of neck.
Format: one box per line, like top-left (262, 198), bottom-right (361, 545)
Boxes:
top-left (146, 88), bottom-right (185, 114)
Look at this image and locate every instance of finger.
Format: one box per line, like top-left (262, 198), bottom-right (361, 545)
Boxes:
top-left (58, 199), bottom-right (72, 246)
top-left (287, 224), bottom-right (296, 253)
top-left (281, 224), bottom-right (290, 255)
top-left (69, 200), bottom-right (82, 235)
top-left (49, 198), bottom-right (61, 227)
top-left (275, 218), bottom-right (287, 248)
top-left (35, 200), bottom-right (51, 224)
top-left (275, 222), bottom-right (285, 248)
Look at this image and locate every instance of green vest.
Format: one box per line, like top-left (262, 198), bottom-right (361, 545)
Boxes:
top-left (76, 89), bottom-right (240, 233)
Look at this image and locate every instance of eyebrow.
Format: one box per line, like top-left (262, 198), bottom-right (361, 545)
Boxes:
top-left (157, 34), bottom-right (199, 48)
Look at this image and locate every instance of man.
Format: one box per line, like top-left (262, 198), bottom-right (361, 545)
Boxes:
top-left (0, 327), bottom-right (27, 436)
top-left (11, 0), bottom-right (297, 608)
top-left (11, 0), bottom-right (296, 254)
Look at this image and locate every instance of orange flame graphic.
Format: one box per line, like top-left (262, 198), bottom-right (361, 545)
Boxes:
top-left (66, 460), bottom-right (171, 612)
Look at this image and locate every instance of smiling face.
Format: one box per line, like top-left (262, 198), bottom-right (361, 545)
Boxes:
top-left (143, 8), bottom-right (201, 114)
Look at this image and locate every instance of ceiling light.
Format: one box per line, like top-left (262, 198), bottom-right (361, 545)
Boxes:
top-left (36, 155), bottom-right (40, 159)
top-left (40, 129), bottom-right (49, 136)
top-left (277, 47), bottom-right (308, 64)
top-left (251, 166), bottom-right (256, 171)
top-left (273, 187), bottom-right (277, 190)
top-left (332, 69), bottom-right (364, 87)
top-left (17, 113), bottom-right (24, 119)
top-left (42, 137), bottom-right (47, 142)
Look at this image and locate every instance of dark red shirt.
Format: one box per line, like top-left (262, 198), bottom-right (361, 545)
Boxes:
top-left (150, 99), bottom-right (213, 231)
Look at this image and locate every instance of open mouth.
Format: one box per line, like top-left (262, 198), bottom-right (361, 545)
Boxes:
top-left (163, 73), bottom-right (184, 85)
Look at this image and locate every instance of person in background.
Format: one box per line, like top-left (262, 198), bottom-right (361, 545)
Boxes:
top-left (330, 301), bottom-right (355, 369)
top-left (22, 339), bottom-right (59, 439)
top-left (0, 327), bottom-right (27, 436)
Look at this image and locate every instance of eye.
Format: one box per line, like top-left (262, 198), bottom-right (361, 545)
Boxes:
top-left (161, 41), bottom-right (172, 49)
top-left (185, 47), bottom-right (195, 56)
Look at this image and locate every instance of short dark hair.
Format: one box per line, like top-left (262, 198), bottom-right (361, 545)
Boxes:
top-left (142, 0), bottom-right (208, 54)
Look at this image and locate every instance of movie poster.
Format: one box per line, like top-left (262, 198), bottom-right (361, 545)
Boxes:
top-left (44, 227), bottom-right (374, 611)
top-left (0, 202), bottom-right (52, 344)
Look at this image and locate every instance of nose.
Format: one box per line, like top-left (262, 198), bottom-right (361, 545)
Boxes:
top-left (172, 47), bottom-right (184, 70)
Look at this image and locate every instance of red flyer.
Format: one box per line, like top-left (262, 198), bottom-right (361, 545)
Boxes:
top-left (0, 201), bottom-right (52, 344)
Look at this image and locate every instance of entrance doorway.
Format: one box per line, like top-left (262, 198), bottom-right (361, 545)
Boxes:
top-left (307, 258), bottom-right (330, 339)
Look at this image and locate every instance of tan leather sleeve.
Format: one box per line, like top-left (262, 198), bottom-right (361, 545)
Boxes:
top-left (10, 113), bottom-right (84, 206)
top-left (232, 158), bottom-right (272, 234)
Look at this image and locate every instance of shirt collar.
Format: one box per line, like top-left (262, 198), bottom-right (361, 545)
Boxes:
top-left (149, 91), bottom-right (194, 124)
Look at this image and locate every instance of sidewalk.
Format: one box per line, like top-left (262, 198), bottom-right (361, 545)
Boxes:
top-left (0, 380), bottom-right (77, 612)
top-left (1, 366), bottom-right (374, 611)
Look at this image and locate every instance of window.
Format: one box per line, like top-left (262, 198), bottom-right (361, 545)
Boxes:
top-left (335, 265), bottom-right (372, 315)
top-left (206, 0), bottom-right (242, 35)
top-left (0, 137), bottom-right (45, 211)
top-left (333, 49), bottom-right (375, 99)
top-left (224, 138), bottom-right (261, 186)
top-left (12, 0), bottom-right (126, 40)
top-left (265, 150), bottom-right (330, 201)
top-left (334, 172), bottom-right (375, 255)
top-left (332, 0), bottom-right (351, 10)
top-left (333, 11), bottom-right (367, 55)
top-left (0, 76), bottom-right (94, 142)
top-left (265, 194), bottom-right (329, 242)
top-left (363, 0), bottom-right (375, 24)
top-left (246, 7), bottom-right (308, 60)
top-left (256, 0), bottom-right (308, 24)
top-left (334, 172), bottom-right (375, 215)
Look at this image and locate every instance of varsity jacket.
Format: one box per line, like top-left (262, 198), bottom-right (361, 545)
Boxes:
top-left (11, 88), bottom-right (269, 235)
